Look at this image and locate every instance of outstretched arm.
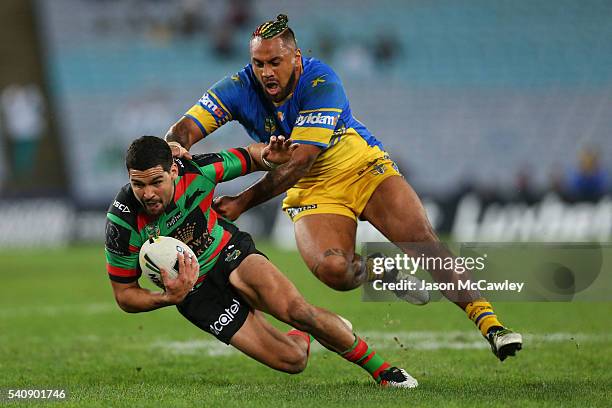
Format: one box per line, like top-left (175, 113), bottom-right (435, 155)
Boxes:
top-left (214, 144), bottom-right (321, 220)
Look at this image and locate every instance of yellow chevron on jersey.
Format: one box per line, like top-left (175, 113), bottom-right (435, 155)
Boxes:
top-left (292, 126), bottom-right (334, 145)
top-left (184, 90), bottom-right (232, 136)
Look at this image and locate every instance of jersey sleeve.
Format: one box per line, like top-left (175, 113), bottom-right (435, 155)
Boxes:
top-left (291, 74), bottom-right (347, 148)
top-left (192, 147), bottom-right (252, 184)
top-left (105, 212), bottom-right (142, 283)
top-left (183, 74), bottom-right (244, 137)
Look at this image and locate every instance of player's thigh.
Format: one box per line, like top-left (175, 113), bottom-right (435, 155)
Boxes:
top-left (229, 254), bottom-right (306, 320)
top-left (230, 310), bottom-right (305, 372)
top-left (293, 213), bottom-right (358, 272)
top-left (361, 175), bottom-right (437, 243)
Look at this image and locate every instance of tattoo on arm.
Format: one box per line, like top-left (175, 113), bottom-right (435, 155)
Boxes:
top-left (241, 156), bottom-right (313, 210)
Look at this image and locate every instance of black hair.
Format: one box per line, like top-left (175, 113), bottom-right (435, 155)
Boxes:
top-left (125, 136), bottom-right (173, 172)
top-left (252, 14), bottom-right (297, 47)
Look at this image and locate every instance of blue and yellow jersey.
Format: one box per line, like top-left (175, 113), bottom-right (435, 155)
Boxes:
top-left (184, 57), bottom-right (386, 187)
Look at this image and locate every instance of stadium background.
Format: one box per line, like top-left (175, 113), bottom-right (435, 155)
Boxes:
top-left (0, 0), bottom-right (611, 246)
top-left (1, 1), bottom-right (611, 406)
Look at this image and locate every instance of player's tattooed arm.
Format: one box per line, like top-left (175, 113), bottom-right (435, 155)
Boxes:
top-left (241, 143), bottom-right (321, 209)
top-left (165, 116), bottom-right (204, 158)
top-left (212, 144), bottom-right (320, 221)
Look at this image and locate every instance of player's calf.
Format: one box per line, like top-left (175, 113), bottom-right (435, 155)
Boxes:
top-left (283, 298), bottom-right (345, 343)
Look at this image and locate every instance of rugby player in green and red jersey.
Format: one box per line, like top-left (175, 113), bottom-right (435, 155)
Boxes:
top-left (104, 135), bottom-right (418, 388)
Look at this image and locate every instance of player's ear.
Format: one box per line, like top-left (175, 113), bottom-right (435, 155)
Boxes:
top-left (169, 162), bottom-right (179, 180)
top-left (295, 48), bottom-right (302, 69)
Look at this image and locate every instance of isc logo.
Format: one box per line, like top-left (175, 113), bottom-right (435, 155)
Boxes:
top-left (113, 200), bottom-right (130, 213)
top-left (295, 112), bottom-right (337, 127)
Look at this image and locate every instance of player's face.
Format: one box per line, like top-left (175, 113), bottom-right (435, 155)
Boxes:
top-left (250, 36), bottom-right (302, 103)
top-left (129, 164), bottom-right (178, 217)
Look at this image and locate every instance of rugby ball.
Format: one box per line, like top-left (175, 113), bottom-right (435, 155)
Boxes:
top-left (138, 236), bottom-right (197, 289)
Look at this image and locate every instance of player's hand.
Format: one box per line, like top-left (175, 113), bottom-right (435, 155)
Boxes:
top-left (160, 252), bottom-right (199, 304)
top-left (167, 141), bottom-right (193, 160)
top-left (213, 195), bottom-right (244, 221)
top-left (262, 136), bottom-right (297, 166)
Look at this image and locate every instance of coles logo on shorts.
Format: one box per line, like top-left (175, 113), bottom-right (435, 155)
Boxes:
top-left (286, 204), bottom-right (318, 220)
top-left (209, 298), bottom-right (241, 335)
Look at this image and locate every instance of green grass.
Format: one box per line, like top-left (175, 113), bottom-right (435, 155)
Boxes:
top-left (1, 244), bottom-right (611, 407)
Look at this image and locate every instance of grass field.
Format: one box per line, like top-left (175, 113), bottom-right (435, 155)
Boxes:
top-left (1, 243), bottom-right (611, 407)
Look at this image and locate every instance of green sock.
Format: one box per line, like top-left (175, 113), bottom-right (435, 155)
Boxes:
top-left (340, 335), bottom-right (391, 383)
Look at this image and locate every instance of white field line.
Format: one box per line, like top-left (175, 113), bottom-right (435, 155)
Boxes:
top-left (3, 303), bottom-right (609, 356)
top-left (150, 331), bottom-right (612, 357)
top-left (0, 302), bottom-right (117, 318)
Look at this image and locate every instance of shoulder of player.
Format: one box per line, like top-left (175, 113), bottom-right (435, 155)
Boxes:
top-left (107, 184), bottom-right (140, 227)
top-left (173, 157), bottom-right (201, 175)
top-left (296, 58), bottom-right (343, 102)
top-left (300, 57), bottom-right (342, 85)
top-left (204, 66), bottom-right (258, 120)
top-left (213, 66), bottom-right (253, 94)
top-left (190, 149), bottom-right (250, 168)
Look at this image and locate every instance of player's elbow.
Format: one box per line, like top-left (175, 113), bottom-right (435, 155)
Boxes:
top-left (113, 291), bottom-right (140, 313)
top-left (165, 117), bottom-right (198, 147)
top-left (115, 298), bottom-right (138, 313)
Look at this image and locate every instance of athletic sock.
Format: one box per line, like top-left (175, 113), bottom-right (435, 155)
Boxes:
top-left (464, 299), bottom-right (504, 336)
top-left (340, 335), bottom-right (391, 383)
top-left (363, 256), bottom-right (379, 282)
top-left (286, 329), bottom-right (313, 355)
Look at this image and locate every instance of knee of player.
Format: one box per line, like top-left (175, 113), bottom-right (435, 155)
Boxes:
top-left (278, 348), bottom-right (308, 374)
top-left (314, 257), bottom-right (354, 291)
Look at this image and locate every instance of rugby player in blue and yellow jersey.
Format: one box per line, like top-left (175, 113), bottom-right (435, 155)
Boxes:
top-left (105, 135), bottom-right (417, 388)
top-left (165, 14), bottom-right (522, 361)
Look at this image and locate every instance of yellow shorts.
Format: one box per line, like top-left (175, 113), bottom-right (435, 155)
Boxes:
top-left (282, 148), bottom-right (401, 222)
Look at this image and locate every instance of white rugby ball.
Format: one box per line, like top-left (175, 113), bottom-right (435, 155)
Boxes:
top-left (138, 236), bottom-right (197, 289)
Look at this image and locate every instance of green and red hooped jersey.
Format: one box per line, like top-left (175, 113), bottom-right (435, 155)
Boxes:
top-left (104, 148), bottom-right (251, 286)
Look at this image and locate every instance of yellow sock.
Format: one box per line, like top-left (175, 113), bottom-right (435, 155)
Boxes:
top-left (364, 255), bottom-right (379, 282)
top-left (465, 300), bottom-right (503, 336)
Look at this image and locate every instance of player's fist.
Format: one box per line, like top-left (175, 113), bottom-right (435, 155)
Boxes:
top-left (167, 141), bottom-right (192, 160)
top-left (213, 195), bottom-right (244, 221)
top-left (161, 252), bottom-right (198, 304)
